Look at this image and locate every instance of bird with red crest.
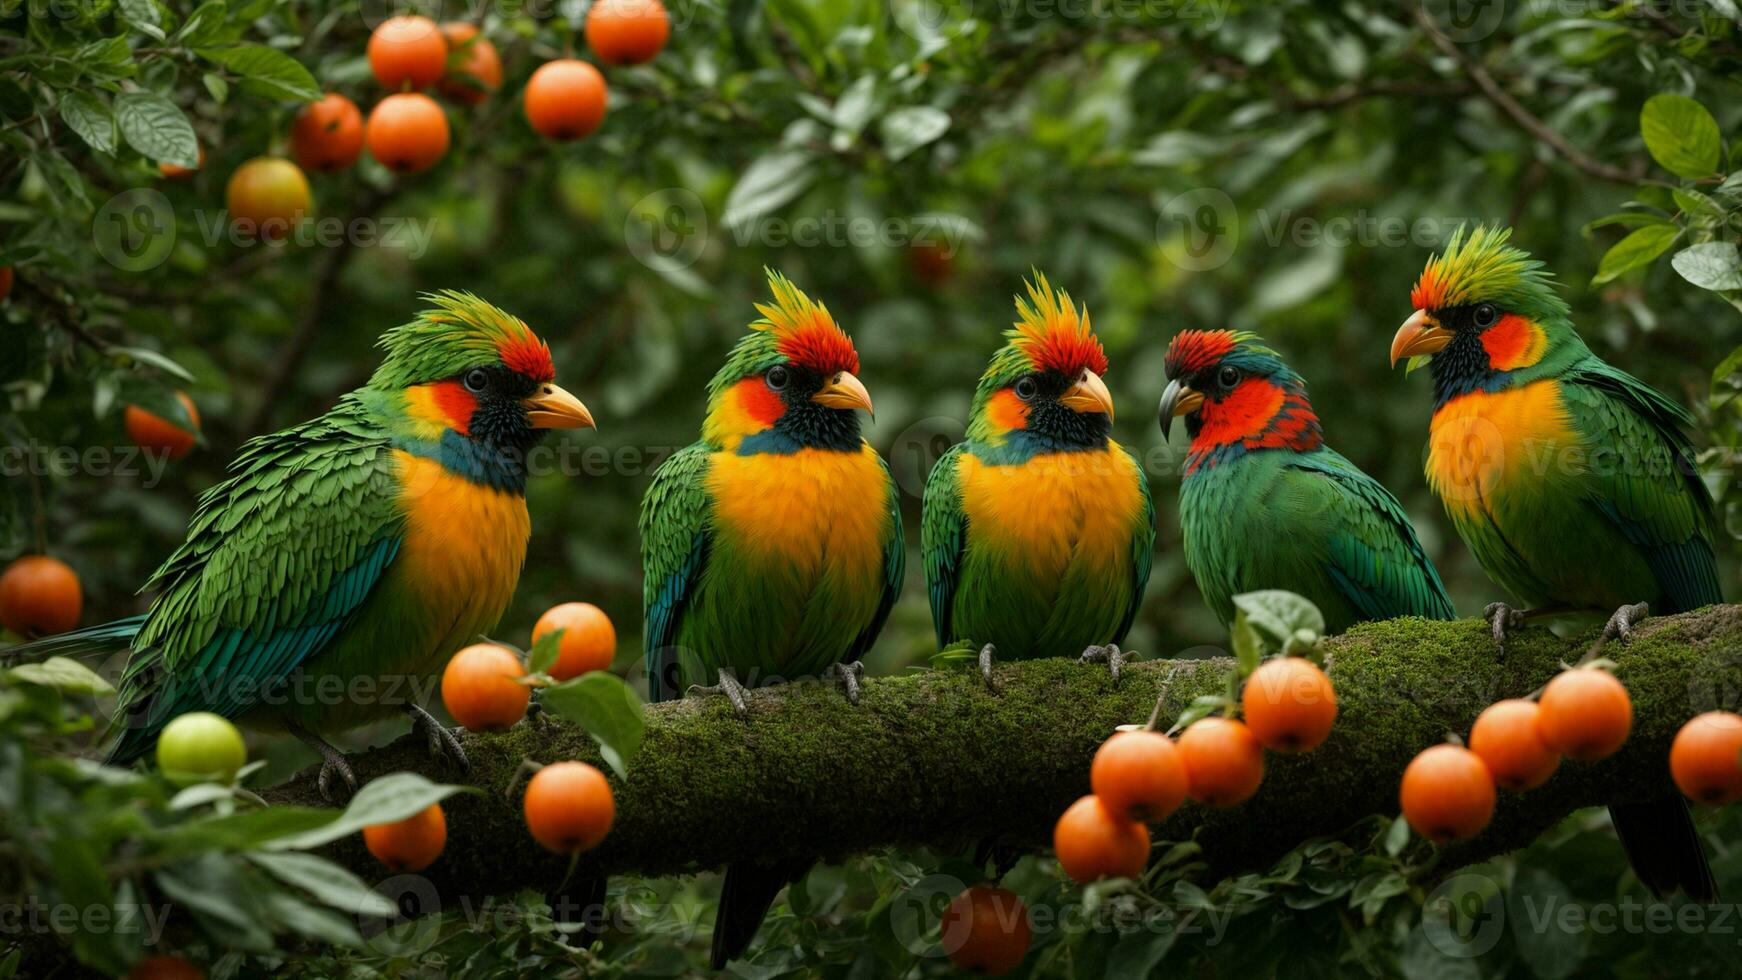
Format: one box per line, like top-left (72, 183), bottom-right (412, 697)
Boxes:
top-left (922, 272), bottom-right (1155, 683)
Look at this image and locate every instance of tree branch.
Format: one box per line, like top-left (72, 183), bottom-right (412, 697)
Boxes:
top-left (263, 606), bottom-right (1742, 902)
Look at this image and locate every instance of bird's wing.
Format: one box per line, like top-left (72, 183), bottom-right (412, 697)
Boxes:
top-left (1563, 365), bottom-right (1721, 610)
top-left (1112, 446), bottom-right (1157, 644)
top-left (845, 452), bottom-right (906, 663)
top-left (920, 444), bottom-right (968, 648)
top-left (1285, 451), bottom-right (1456, 622)
top-left (109, 399), bottom-right (405, 762)
top-left (640, 442), bottom-right (715, 702)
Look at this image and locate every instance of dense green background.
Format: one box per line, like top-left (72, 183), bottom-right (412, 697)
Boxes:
top-left (4, 0), bottom-right (1742, 975)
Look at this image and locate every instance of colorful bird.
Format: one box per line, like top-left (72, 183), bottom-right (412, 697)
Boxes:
top-left (14, 293), bottom-right (594, 798)
top-left (922, 274), bottom-right (1154, 683)
top-left (1390, 225), bottom-right (1718, 899)
top-left (639, 270), bottom-right (902, 967)
top-left (1159, 329), bottom-right (1454, 633)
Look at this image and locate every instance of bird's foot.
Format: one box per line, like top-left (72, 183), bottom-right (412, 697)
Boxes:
top-left (1079, 643), bottom-right (1128, 687)
top-left (525, 691), bottom-right (555, 731)
top-left (978, 643), bottom-right (998, 692)
top-left (1588, 602), bottom-right (1649, 661)
top-left (688, 668), bottom-right (750, 716)
top-left (826, 661), bottom-right (866, 705)
top-left (290, 722), bottom-right (358, 803)
top-left (1483, 602), bottom-right (1528, 660)
top-left (404, 701), bottom-right (469, 772)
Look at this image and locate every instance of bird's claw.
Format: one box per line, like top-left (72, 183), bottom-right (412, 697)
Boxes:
top-left (977, 643), bottom-right (998, 692)
top-left (827, 661), bottom-right (866, 705)
top-left (1079, 643), bottom-right (1128, 687)
top-left (1590, 602), bottom-right (1649, 659)
top-left (688, 668), bottom-right (751, 716)
top-left (404, 701), bottom-right (469, 773)
top-left (316, 755), bottom-right (358, 803)
top-left (1484, 602), bottom-right (1526, 660)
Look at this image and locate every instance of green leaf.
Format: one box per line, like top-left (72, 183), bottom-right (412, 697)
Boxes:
top-left (541, 672), bottom-right (646, 779)
top-left (156, 807), bottom-right (341, 856)
top-left (248, 851), bottom-right (397, 917)
top-left (1670, 242), bottom-right (1742, 291)
top-left (114, 91), bottom-right (198, 168)
top-left (269, 773), bottom-right (470, 850)
top-left (528, 630), bottom-right (562, 675)
top-left (59, 91), bottom-right (116, 155)
top-left (1640, 94), bottom-right (1721, 179)
top-left (110, 345), bottom-right (197, 383)
top-left (203, 72), bottom-right (229, 104)
top-left (879, 106), bottom-right (950, 161)
top-left (9, 656), bottom-right (114, 695)
top-left (154, 855), bottom-right (274, 952)
top-left (1506, 867), bottom-right (1586, 978)
top-left (1105, 924), bottom-right (1177, 980)
top-left (258, 888), bottom-right (366, 946)
top-left (724, 149), bottom-right (815, 232)
top-left (195, 46), bottom-right (320, 103)
top-left (118, 0), bottom-right (166, 40)
top-left (175, 1), bottom-right (229, 46)
top-left (1230, 612), bottom-right (1264, 675)
top-left (1591, 223), bottom-right (1679, 284)
top-left (1231, 591), bottom-right (1325, 645)
top-left (1384, 814), bottom-right (1411, 856)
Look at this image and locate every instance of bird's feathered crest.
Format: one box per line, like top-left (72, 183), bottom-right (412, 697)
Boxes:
top-left (752, 270), bottom-right (860, 376)
top-left (1411, 226), bottom-right (1569, 319)
top-left (371, 291), bottom-right (554, 389)
top-left (1165, 329), bottom-right (1265, 378)
top-left (978, 273), bottom-right (1107, 396)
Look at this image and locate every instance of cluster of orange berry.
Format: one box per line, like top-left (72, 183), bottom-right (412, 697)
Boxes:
top-left (1054, 656), bottom-right (1339, 884)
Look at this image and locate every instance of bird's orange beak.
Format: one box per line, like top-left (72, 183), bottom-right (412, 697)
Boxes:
top-left (812, 371), bottom-right (874, 415)
top-left (1060, 369), bottom-right (1115, 420)
top-left (1390, 309), bottom-right (1453, 367)
top-left (524, 383), bottom-right (595, 429)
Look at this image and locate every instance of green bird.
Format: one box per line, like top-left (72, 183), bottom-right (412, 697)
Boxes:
top-left (1390, 225), bottom-right (1718, 899)
top-left (1157, 329), bottom-right (1454, 632)
top-left (639, 271), bottom-right (903, 967)
top-left (923, 275), bottom-right (1154, 683)
top-left (13, 293), bottom-right (594, 797)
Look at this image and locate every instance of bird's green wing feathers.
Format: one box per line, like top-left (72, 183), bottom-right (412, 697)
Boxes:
top-left (1288, 451), bottom-right (1455, 622)
top-left (640, 442), bottom-right (715, 702)
top-left (1562, 365), bottom-right (1720, 610)
top-left (920, 444), bottom-right (968, 648)
top-left (846, 456), bottom-right (905, 662)
top-left (109, 399), bottom-right (405, 762)
top-left (1114, 446), bottom-right (1156, 644)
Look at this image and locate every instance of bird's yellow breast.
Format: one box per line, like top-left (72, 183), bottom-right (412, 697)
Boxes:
top-left (958, 443), bottom-right (1144, 571)
top-left (706, 444), bottom-right (890, 586)
top-left (394, 451), bottom-right (530, 648)
top-left (1426, 380), bottom-right (1577, 522)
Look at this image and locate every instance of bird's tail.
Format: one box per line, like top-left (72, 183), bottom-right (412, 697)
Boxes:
top-left (1, 615), bottom-right (144, 663)
top-left (1610, 797), bottom-right (1718, 901)
top-left (711, 859), bottom-right (811, 969)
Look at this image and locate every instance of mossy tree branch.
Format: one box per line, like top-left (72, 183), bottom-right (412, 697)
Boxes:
top-left (265, 606), bottom-right (1742, 901)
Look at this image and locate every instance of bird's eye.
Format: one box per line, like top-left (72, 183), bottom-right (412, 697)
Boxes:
top-left (463, 368), bottom-right (490, 393)
top-left (1013, 376), bottom-right (1038, 401)
top-left (1473, 303), bottom-right (1500, 328)
top-left (1217, 366), bottom-right (1240, 388)
top-left (765, 365), bottom-right (790, 391)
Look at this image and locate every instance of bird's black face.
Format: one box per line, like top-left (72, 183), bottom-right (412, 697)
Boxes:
top-left (763, 362), bottom-right (863, 451)
top-left (460, 364), bottom-right (545, 455)
top-left (1012, 368), bottom-right (1113, 449)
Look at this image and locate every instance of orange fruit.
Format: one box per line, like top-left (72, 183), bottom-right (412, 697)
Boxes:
top-left (1400, 744), bottom-right (1495, 843)
top-left (524, 59), bottom-right (607, 141)
top-left (532, 602), bottom-right (618, 680)
top-left (128, 955), bottom-right (204, 980)
top-left (1537, 668), bottom-right (1632, 761)
top-left (290, 94), bottom-right (365, 173)
top-left (1177, 716), bottom-right (1264, 806)
top-left (1241, 657), bottom-right (1338, 753)
top-left (941, 885), bottom-right (1032, 976)
top-left (363, 802), bottom-right (448, 871)
top-left (225, 157), bottom-right (311, 240)
top-left (585, 0), bottom-right (670, 66)
top-left (441, 643), bottom-right (530, 731)
top-left (523, 760), bottom-right (615, 853)
top-left (439, 23), bottom-right (503, 105)
top-left (1671, 711), bottom-right (1742, 805)
top-left (125, 391), bottom-right (200, 461)
top-left (0, 556), bottom-right (82, 638)
top-left (368, 15), bottom-right (447, 90)
top-left (366, 93), bottom-right (450, 175)
top-left (1089, 730), bottom-right (1187, 822)
top-left (0, 266), bottom-right (13, 301)
top-left (159, 144), bottom-right (204, 179)
top-left (1052, 794), bottom-right (1150, 883)
top-left (1469, 699), bottom-right (1559, 791)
